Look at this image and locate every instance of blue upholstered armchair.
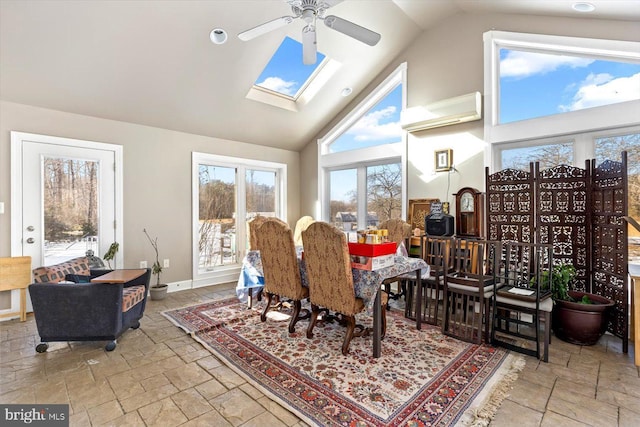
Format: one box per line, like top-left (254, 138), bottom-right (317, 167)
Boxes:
top-left (28, 257), bottom-right (151, 352)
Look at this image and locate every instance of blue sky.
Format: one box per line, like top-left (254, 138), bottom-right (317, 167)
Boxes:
top-left (330, 85), bottom-right (403, 153)
top-left (500, 49), bottom-right (640, 123)
top-left (255, 37), bottom-right (326, 97)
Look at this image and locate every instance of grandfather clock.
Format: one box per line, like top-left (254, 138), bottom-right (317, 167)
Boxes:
top-left (454, 187), bottom-right (484, 238)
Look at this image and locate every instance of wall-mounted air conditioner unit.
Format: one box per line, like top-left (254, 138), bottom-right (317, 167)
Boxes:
top-left (400, 92), bottom-right (482, 132)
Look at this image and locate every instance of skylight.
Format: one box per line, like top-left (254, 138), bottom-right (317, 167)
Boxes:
top-left (254, 37), bottom-right (326, 99)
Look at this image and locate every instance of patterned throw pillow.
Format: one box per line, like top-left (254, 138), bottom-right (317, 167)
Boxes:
top-left (32, 257), bottom-right (91, 283)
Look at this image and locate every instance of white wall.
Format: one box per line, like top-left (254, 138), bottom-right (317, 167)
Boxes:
top-left (0, 101), bottom-right (301, 285)
top-left (300, 11), bottom-right (640, 219)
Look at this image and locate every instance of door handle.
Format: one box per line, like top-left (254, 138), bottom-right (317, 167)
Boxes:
top-left (26, 237), bottom-right (35, 244)
top-left (26, 226), bottom-right (35, 232)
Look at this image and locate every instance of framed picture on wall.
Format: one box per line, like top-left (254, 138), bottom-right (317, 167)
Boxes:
top-left (435, 149), bottom-right (453, 172)
top-left (408, 198), bottom-right (440, 231)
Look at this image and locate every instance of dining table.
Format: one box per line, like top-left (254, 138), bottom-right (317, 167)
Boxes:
top-left (236, 250), bottom-right (429, 358)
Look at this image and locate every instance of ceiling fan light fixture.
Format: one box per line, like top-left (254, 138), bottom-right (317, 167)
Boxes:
top-left (210, 28), bottom-right (228, 44)
top-left (302, 25), bottom-right (317, 65)
top-left (572, 2), bottom-right (595, 12)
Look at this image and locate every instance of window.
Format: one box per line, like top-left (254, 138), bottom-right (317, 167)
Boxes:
top-left (367, 163), bottom-right (402, 222)
top-left (192, 153), bottom-right (286, 282)
top-left (246, 36), bottom-right (340, 111)
top-left (319, 63), bottom-right (407, 229)
top-left (499, 49), bottom-right (640, 124)
top-left (484, 31), bottom-right (640, 145)
top-left (254, 37), bottom-right (326, 99)
top-left (329, 85), bottom-right (403, 153)
top-left (500, 141), bottom-right (573, 170)
top-left (328, 163), bottom-right (402, 232)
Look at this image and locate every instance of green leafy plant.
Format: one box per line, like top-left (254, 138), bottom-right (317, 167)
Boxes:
top-left (537, 263), bottom-right (577, 302)
top-left (103, 242), bottom-right (119, 269)
top-left (143, 228), bottom-right (163, 287)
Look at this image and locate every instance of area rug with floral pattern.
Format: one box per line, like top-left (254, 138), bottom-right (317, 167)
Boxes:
top-left (163, 298), bottom-right (523, 426)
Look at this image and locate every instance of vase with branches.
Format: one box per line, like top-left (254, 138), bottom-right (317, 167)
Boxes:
top-left (143, 228), bottom-right (163, 287)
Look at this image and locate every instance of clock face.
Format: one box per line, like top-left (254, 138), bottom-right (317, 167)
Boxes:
top-left (460, 192), bottom-right (475, 213)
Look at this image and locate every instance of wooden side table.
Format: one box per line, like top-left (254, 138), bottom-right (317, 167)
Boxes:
top-left (91, 269), bottom-right (146, 283)
top-left (0, 256), bottom-right (32, 321)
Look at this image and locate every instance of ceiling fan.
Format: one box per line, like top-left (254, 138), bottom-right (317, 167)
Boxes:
top-left (237, 0), bottom-right (381, 65)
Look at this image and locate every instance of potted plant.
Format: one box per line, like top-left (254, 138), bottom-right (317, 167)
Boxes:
top-left (103, 242), bottom-right (119, 269)
top-left (543, 263), bottom-right (614, 345)
top-left (144, 228), bottom-right (168, 300)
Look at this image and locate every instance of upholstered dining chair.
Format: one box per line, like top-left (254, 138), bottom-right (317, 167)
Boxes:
top-left (379, 218), bottom-right (413, 303)
top-left (247, 215), bottom-right (288, 307)
top-left (293, 215), bottom-right (315, 247)
top-left (302, 221), bottom-right (386, 355)
top-left (255, 220), bottom-right (309, 333)
top-left (249, 215), bottom-right (288, 250)
top-left (442, 238), bottom-right (497, 344)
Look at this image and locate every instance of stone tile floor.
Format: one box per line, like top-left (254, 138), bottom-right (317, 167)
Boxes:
top-left (1, 282), bottom-right (638, 426)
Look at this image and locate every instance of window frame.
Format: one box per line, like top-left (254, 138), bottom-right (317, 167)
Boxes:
top-left (317, 62), bottom-right (408, 228)
top-left (492, 125), bottom-right (640, 170)
top-left (191, 152), bottom-right (287, 287)
top-left (483, 31), bottom-right (640, 160)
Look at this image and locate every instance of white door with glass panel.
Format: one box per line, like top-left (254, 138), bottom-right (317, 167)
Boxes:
top-left (11, 132), bottom-right (123, 272)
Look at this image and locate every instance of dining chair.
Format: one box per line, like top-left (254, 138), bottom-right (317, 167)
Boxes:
top-left (249, 215), bottom-right (288, 250)
top-left (379, 218), bottom-right (412, 303)
top-left (491, 241), bottom-right (553, 362)
top-left (255, 220), bottom-right (309, 333)
top-left (442, 238), bottom-right (497, 344)
top-left (302, 221), bottom-right (386, 355)
top-left (405, 236), bottom-right (452, 325)
top-left (247, 216), bottom-right (287, 307)
top-left (293, 215), bottom-right (315, 247)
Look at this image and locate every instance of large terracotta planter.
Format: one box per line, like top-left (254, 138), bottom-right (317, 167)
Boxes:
top-left (552, 291), bottom-right (614, 345)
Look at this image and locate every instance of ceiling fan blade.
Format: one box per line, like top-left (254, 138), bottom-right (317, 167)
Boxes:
top-left (238, 16), bottom-right (295, 41)
top-left (302, 25), bottom-right (317, 65)
top-left (323, 15), bottom-right (381, 46)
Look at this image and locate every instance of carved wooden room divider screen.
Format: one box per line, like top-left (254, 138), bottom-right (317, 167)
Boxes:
top-left (485, 165), bottom-right (535, 244)
top-left (590, 153), bottom-right (629, 352)
top-left (535, 163), bottom-right (591, 293)
top-left (485, 152), bottom-right (629, 353)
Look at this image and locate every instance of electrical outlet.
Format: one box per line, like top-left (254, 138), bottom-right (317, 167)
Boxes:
top-left (163, 259), bottom-right (170, 268)
top-left (140, 261), bottom-right (147, 268)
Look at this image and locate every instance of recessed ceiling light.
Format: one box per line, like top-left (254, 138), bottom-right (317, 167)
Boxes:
top-left (572, 2), bottom-right (595, 12)
top-left (341, 87), bottom-right (353, 97)
top-left (210, 28), bottom-right (228, 45)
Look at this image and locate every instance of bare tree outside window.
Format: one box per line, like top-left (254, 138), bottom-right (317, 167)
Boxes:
top-left (43, 157), bottom-right (99, 264)
top-left (501, 143), bottom-right (573, 171)
top-left (198, 165), bottom-right (236, 270)
top-left (367, 163), bottom-right (402, 223)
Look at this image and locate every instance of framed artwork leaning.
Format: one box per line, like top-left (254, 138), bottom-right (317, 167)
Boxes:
top-left (408, 198), bottom-right (440, 231)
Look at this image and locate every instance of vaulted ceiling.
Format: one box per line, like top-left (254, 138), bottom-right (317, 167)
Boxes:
top-left (1, 1), bottom-right (638, 151)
